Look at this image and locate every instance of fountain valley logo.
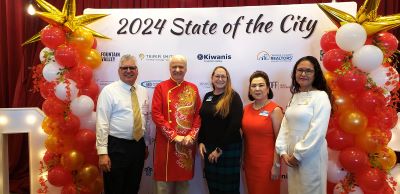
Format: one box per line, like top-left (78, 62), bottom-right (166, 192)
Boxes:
top-left (197, 54), bottom-right (232, 62)
top-left (257, 50), bottom-right (293, 62)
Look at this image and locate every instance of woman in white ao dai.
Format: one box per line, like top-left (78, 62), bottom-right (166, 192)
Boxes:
top-left (276, 56), bottom-right (333, 194)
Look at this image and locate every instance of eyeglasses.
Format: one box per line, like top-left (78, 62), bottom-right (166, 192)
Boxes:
top-left (213, 75), bottom-right (227, 80)
top-left (296, 68), bottom-right (314, 75)
top-left (120, 66), bottom-right (137, 71)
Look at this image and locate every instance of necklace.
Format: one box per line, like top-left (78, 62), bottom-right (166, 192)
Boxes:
top-left (253, 99), bottom-right (269, 110)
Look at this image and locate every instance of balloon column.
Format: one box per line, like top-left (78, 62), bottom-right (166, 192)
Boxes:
top-left (319, 0), bottom-right (400, 193)
top-left (25, 0), bottom-right (108, 193)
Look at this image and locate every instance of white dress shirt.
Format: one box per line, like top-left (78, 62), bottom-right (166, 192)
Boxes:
top-left (96, 80), bottom-right (150, 155)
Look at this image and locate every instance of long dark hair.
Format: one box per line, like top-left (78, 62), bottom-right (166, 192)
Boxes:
top-left (290, 56), bottom-right (334, 108)
top-left (248, 70), bottom-right (274, 101)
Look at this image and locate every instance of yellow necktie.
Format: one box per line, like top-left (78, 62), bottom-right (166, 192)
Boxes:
top-left (131, 86), bottom-right (143, 141)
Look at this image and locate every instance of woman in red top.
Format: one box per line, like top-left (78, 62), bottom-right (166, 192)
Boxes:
top-left (242, 71), bottom-right (284, 194)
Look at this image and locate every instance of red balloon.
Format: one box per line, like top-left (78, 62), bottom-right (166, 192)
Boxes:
top-left (65, 65), bottom-right (93, 88)
top-left (55, 44), bottom-right (78, 68)
top-left (373, 32), bottom-right (399, 57)
top-left (40, 25), bottom-right (66, 49)
top-left (43, 151), bottom-right (60, 167)
top-left (58, 113), bottom-right (80, 136)
top-left (320, 31), bottom-right (340, 52)
top-left (42, 97), bottom-right (67, 118)
top-left (39, 81), bottom-right (56, 99)
top-left (327, 128), bottom-right (355, 150)
top-left (356, 168), bottom-right (386, 193)
top-left (365, 36), bottom-right (373, 45)
top-left (339, 147), bottom-right (369, 173)
top-left (47, 166), bottom-right (73, 187)
top-left (379, 108), bottom-right (398, 130)
top-left (61, 184), bottom-right (78, 194)
top-left (336, 70), bottom-right (367, 94)
top-left (79, 80), bottom-right (100, 103)
top-left (355, 90), bottom-right (385, 115)
top-left (75, 129), bottom-right (96, 153)
top-left (84, 148), bottom-right (99, 166)
top-left (322, 49), bottom-right (349, 72)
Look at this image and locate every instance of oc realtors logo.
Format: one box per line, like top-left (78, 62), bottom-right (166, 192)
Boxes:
top-left (197, 54), bottom-right (232, 62)
top-left (141, 80), bottom-right (162, 88)
top-left (257, 51), bottom-right (293, 62)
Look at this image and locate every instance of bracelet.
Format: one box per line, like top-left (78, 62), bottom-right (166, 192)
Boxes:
top-left (215, 147), bottom-right (222, 154)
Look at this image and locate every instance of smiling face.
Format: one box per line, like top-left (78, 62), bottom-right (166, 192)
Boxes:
top-left (212, 67), bottom-right (228, 91)
top-left (169, 62), bottom-right (187, 83)
top-left (118, 59), bottom-right (138, 86)
top-left (250, 77), bottom-right (269, 101)
top-left (295, 60), bottom-right (315, 91)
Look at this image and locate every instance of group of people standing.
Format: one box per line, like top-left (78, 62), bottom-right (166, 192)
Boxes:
top-left (96, 54), bottom-right (333, 194)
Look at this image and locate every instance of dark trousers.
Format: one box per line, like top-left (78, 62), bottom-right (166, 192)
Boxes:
top-left (104, 135), bottom-right (146, 194)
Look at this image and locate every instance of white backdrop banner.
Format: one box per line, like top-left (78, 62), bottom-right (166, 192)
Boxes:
top-left (85, 2), bottom-right (356, 194)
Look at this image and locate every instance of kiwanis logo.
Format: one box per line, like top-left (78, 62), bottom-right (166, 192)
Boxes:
top-left (257, 50), bottom-right (293, 62)
top-left (196, 54), bottom-right (232, 62)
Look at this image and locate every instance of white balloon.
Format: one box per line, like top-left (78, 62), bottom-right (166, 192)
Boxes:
top-left (336, 23), bottom-right (367, 51)
top-left (352, 45), bottom-right (383, 72)
top-left (369, 65), bottom-right (399, 91)
top-left (80, 111), bottom-right (96, 131)
top-left (39, 47), bottom-right (55, 64)
top-left (54, 79), bottom-right (79, 101)
top-left (334, 183), bottom-right (364, 194)
top-left (328, 160), bottom-right (347, 183)
top-left (42, 61), bottom-right (63, 82)
top-left (328, 148), bottom-right (341, 162)
top-left (70, 95), bottom-right (94, 117)
top-left (388, 114), bottom-right (400, 151)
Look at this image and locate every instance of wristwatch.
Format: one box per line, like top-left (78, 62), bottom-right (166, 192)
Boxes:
top-left (215, 147), bottom-right (222, 154)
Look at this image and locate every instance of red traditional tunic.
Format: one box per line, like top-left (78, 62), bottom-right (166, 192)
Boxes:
top-left (152, 79), bottom-right (201, 181)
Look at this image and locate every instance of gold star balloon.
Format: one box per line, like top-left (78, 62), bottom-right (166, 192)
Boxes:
top-left (23, 0), bottom-right (109, 45)
top-left (318, 0), bottom-right (400, 36)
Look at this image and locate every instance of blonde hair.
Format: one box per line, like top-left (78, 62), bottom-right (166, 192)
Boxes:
top-left (212, 66), bottom-right (234, 118)
top-left (169, 55), bottom-right (187, 66)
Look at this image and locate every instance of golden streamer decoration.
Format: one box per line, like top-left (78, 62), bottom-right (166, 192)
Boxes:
top-left (23, 0), bottom-right (109, 46)
top-left (318, 0), bottom-right (400, 35)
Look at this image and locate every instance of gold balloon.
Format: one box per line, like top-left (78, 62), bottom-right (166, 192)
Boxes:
top-left (332, 90), bottom-right (354, 112)
top-left (363, 14), bottom-right (400, 36)
top-left (376, 147), bottom-right (397, 171)
top-left (356, 0), bottom-right (380, 23)
top-left (318, 0), bottom-right (400, 36)
top-left (317, 4), bottom-right (356, 27)
top-left (61, 149), bottom-right (85, 171)
top-left (339, 109), bottom-right (368, 134)
top-left (23, 0), bottom-right (109, 45)
top-left (79, 49), bottom-right (102, 69)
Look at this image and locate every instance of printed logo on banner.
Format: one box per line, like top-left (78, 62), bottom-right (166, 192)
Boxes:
top-left (198, 81), bottom-right (212, 90)
top-left (138, 53), bottom-right (173, 61)
top-left (269, 81), bottom-right (291, 89)
top-left (144, 166), bottom-right (153, 176)
top-left (141, 80), bottom-right (162, 88)
top-left (101, 51), bottom-right (121, 62)
top-left (257, 50), bottom-right (293, 62)
top-left (196, 54), bottom-right (232, 62)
